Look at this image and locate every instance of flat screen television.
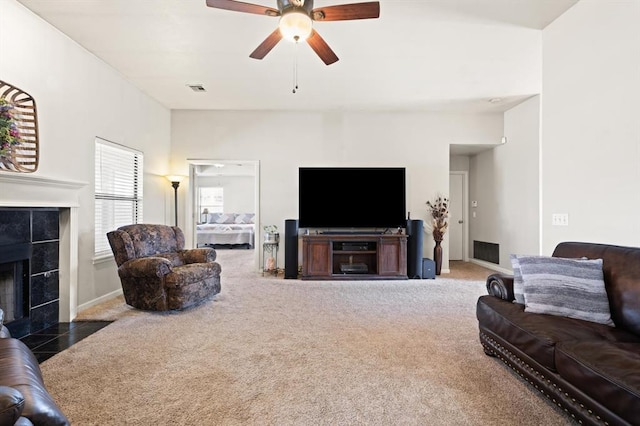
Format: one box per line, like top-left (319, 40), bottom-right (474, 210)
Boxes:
top-left (298, 167), bottom-right (406, 229)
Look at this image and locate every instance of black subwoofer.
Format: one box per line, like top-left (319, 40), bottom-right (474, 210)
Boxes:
top-left (406, 219), bottom-right (424, 279)
top-left (284, 219), bottom-right (299, 279)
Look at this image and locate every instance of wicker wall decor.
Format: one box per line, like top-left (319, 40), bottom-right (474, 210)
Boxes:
top-left (0, 80), bottom-right (39, 173)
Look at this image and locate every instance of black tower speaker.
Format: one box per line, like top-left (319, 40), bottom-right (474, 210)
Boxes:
top-left (284, 219), bottom-right (299, 279)
top-left (406, 219), bottom-right (424, 279)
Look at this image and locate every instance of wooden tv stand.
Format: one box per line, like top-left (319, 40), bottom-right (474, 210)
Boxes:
top-left (301, 233), bottom-right (407, 280)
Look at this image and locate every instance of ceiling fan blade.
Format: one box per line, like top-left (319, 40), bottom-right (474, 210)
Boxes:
top-left (307, 29), bottom-right (339, 65)
top-left (311, 1), bottom-right (380, 21)
top-left (205, 0), bottom-right (279, 17)
top-left (249, 28), bottom-right (283, 60)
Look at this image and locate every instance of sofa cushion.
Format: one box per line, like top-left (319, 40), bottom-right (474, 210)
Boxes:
top-left (519, 256), bottom-right (614, 326)
top-left (477, 295), bottom-right (639, 372)
top-left (555, 340), bottom-right (640, 424)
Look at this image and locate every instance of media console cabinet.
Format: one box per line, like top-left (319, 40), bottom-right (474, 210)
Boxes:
top-left (301, 233), bottom-right (408, 280)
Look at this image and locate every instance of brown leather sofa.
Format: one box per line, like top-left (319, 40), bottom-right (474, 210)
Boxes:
top-left (477, 241), bottom-right (640, 426)
top-left (0, 310), bottom-right (69, 426)
top-left (107, 224), bottom-right (222, 311)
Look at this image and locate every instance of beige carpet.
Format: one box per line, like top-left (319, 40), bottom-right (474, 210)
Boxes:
top-left (42, 250), bottom-right (573, 425)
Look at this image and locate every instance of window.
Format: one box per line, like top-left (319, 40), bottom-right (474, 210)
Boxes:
top-left (94, 138), bottom-right (143, 257)
top-left (198, 187), bottom-right (224, 220)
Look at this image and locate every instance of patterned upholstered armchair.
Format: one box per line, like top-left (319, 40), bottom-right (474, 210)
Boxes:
top-left (107, 224), bottom-right (221, 311)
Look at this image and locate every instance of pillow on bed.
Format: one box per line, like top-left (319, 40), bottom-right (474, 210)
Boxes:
top-left (235, 213), bottom-right (255, 224)
top-left (208, 213), bottom-right (236, 224)
top-left (207, 213), bottom-right (221, 223)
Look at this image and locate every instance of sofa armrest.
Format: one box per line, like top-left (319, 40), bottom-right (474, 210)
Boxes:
top-left (119, 257), bottom-right (173, 278)
top-left (486, 273), bottom-right (515, 301)
top-left (0, 386), bottom-right (25, 426)
top-left (181, 248), bottom-right (217, 264)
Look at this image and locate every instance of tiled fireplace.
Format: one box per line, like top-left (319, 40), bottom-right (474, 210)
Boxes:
top-left (0, 173), bottom-right (86, 329)
top-left (0, 208), bottom-right (61, 337)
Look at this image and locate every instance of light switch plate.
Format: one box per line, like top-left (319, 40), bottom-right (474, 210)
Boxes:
top-left (552, 213), bottom-right (569, 226)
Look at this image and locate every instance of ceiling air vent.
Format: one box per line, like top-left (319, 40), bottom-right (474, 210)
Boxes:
top-left (187, 84), bottom-right (206, 92)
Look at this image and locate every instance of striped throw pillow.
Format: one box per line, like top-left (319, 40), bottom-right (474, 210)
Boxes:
top-left (510, 254), bottom-right (526, 304)
top-left (519, 256), bottom-right (614, 326)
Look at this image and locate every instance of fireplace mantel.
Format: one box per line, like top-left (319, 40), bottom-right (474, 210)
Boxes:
top-left (0, 174), bottom-right (87, 208)
top-left (0, 173), bottom-right (87, 188)
top-left (0, 173), bottom-right (88, 322)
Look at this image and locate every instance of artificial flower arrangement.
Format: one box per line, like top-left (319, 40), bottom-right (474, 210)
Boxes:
top-left (426, 195), bottom-right (450, 241)
top-left (0, 98), bottom-right (21, 158)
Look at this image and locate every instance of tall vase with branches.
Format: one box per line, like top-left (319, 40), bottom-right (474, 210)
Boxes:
top-left (426, 195), bottom-right (449, 275)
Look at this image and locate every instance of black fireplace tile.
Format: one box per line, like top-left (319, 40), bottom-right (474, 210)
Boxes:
top-left (32, 209), bottom-right (59, 242)
top-left (30, 301), bottom-right (59, 334)
top-left (0, 209), bottom-right (30, 246)
top-left (31, 271), bottom-right (59, 306)
top-left (69, 321), bottom-right (111, 338)
top-left (37, 322), bottom-right (80, 335)
top-left (31, 241), bottom-right (59, 274)
top-left (20, 321), bottom-right (112, 364)
top-left (34, 352), bottom-right (57, 363)
top-left (19, 333), bottom-right (58, 350)
top-left (35, 333), bottom-right (79, 352)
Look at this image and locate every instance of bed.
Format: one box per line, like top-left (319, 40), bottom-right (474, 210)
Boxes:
top-left (196, 213), bottom-right (255, 248)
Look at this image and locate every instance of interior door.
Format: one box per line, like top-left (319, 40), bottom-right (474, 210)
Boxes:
top-left (449, 173), bottom-right (465, 260)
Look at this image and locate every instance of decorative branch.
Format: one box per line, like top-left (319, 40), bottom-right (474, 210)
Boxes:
top-left (426, 195), bottom-right (449, 241)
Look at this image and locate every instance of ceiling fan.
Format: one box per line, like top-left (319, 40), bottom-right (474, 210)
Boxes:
top-left (205, 0), bottom-right (381, 65)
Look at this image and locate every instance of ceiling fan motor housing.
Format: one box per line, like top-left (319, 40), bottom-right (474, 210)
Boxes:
top-left (277, 0), bottom-right (314, 14)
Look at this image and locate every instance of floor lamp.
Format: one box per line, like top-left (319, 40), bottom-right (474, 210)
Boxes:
top-left (166, 175), bottom-right (184, 227)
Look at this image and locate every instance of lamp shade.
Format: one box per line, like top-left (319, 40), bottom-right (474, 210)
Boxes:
top-left (279, 11), bottom-right (313, 42)
top-left (166, 175), bottom-right (184, 184)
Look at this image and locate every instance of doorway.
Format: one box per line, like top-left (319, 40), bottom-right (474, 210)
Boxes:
top-left (449, 171), bottom-right (468, 261)
top-left (188, 160), bottom-right (260, 271)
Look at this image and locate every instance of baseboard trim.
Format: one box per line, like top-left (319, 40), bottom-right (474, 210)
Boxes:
top-left (76, 288), bottom-right (123, 316)
top-left (469, 259), bottom-right (511, 275)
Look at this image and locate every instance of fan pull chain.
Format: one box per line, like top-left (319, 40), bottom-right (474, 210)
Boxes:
top-left (293, 36), bottom-right (300, 94)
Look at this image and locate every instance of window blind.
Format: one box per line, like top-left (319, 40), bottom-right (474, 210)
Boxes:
top-left (94, 138), bottom-right (143, 257)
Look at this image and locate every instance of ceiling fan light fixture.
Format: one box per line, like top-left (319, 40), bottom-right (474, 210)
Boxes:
top-left (279, 11), bottom-right (313, 42)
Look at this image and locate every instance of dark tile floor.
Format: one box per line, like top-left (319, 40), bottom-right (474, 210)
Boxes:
top-left (19, 321), bottom-right (112, 363)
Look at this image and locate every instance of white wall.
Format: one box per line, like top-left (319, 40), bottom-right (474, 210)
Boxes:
top-left (196, 175), bottom-right (255, 214)
top-left (0, 0), bottom-right (171, 312)
top-left (450, 155), bottom-right (470, 172)
top-left (469, 95), bottom-right (540, 269)
top-left (541, 0), bottom-right (640, 253)
top-left (171, 110), bottom-right (503, 270)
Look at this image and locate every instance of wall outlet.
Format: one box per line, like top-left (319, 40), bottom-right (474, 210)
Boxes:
top-left (552, 213), bottom-right (569, 226)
